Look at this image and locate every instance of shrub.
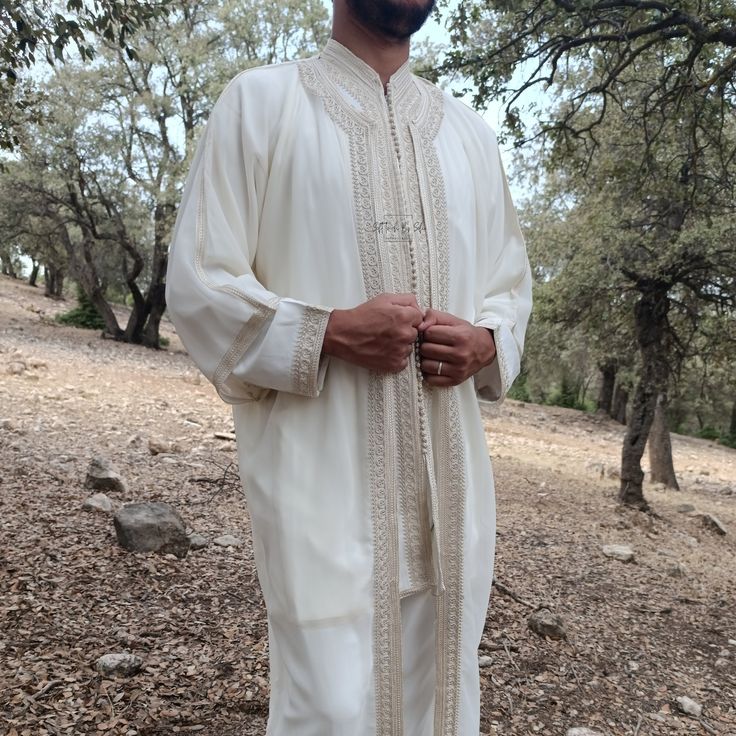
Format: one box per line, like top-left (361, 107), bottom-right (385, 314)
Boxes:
top-left (56, 286), bottom-right (106, 330)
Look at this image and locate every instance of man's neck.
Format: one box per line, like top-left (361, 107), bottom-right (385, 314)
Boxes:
top-left (331, 6), bottom-right (410, 88)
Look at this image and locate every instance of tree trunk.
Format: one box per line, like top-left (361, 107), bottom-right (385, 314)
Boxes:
top-left (612, 384), bottom-right (629, 424)
top-left (597, 361), bottom-right (617, 415)
top-left (28, 260), bottom-right (40, 287)
top-left (44, 266), bottom-right (66, 299)
top-left (2, 258), bottom-right (17, 278)
top-left (729, 400), bottom-right (736, 439)
top-left (53, 269), bottom-right (65, 298)
top-left (619, 286), bottom-right (670, 509)
top-left (648, 392), bottom-right (680, 489)
top-left (142, 282), bottom-right (167, 348)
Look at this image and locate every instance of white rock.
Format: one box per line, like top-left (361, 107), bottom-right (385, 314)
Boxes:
top-left (6, 361), bottom-right (26, 375)
top-left (188, 533), bottom-right (209, 551)
top-left (676, 695), bottom-right (703, 717)
top-left (567, 728), bottom-right (604, 736)
top-left (95, 652), bottom-right (142, 677)
top-left (478, 655), bottom-right (492, 668)
top-left (701, 513), bottom-right (727, 536)
top-left (213, 534), bottom-right (244, 548)
top-left (601, 544), bottom-right (635, 562)
top-left (148, 438), bottom-right (180, 455)
top-left (85, 456), bottom-right (126, 493)
top-left (82, 493), bottom-right (113, 514)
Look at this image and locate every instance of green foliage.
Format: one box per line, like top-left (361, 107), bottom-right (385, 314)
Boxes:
top-left (697, 426), bottom-right (721, 441)
top-left (695, 427), bottom-right (736, 449)
top-left (443, 1), bottom-right (736, 158)
top-left (56, 286), bottom-right (106, 330)
top-left (546, 373), bottom-right (584, 411)
top-left (1, 2), bottom-right (170, 150)
top-left (507, 371), bottom-right (531, 402)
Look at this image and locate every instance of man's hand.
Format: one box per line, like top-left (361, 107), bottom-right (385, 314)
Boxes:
top-left (418, 309), bottom-right (496, 387)
top-left (322, 293), bottom-right (423, 374)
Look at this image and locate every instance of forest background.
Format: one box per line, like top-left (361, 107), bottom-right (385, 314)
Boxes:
top-left (1, 0), bottom-right (735, 508)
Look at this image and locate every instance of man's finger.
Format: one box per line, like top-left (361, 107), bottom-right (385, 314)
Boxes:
top-left (422, 325), bottom-right (458, 346)
top-left (389, 293), bottom-right (420, 309)
top-left (419, 342), bottom-right (455, 361)
top-left (424, 309), bottom-right (463, 327)
top-left (399, 306), bottom-right (423, 327)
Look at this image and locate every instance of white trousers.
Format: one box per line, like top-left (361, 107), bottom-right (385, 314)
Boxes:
top-left (265, 590), bottom-right (440, 736)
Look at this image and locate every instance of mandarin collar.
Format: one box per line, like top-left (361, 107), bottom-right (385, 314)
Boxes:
top-left (319, 37), bottom-right (414, 100)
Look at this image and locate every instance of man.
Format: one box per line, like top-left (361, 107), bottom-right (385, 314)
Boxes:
top-left (166, 0), bottom-right (532, 733)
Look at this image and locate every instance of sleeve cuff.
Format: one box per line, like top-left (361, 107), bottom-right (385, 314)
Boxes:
top-left (473, 322), bottom-right (519, 404)
top-left (228, 298), bottom-right (333, 400)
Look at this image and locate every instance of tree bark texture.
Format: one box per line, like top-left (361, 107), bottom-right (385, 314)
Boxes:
top-left (612, 384), bottom-right (629, 425)
top-left (619, 286), bottom-right (670, 509)
top-left (44, 265), bottom-right (65, 298)
top-left (28, 260), bottom-right (40, 287)
top-left (597, 361), bottom-right (617, 415)
top-left (648, 392), bottom-right (680, 490)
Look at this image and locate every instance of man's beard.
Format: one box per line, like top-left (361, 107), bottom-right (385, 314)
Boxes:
top-left (345, 0), bottom-right (436, 40)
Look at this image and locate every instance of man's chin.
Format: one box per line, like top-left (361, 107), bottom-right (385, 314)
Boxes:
top-left (346, 0), bottom-right (436, 40)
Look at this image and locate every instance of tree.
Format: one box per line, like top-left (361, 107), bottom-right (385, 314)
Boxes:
top-left (444, 0), bottom-right (736, 509)
top-left (443, 1), bottom-right (736, 154)
top-left (0, 1), bottom-right (170, 149)
top-left (0, 0), bottom-right (330, 347)
top-left (518, 75), bottom-right (736, 507)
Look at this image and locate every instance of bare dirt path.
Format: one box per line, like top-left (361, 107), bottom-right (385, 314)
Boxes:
top-left (1, 275), bottom-right (734, 736)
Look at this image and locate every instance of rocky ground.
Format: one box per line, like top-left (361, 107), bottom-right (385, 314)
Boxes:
top-left (1, 274), bottom-right (734, 736)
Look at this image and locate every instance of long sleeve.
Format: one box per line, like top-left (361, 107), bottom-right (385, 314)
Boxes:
top-left (473, 137), bottom-right (533, 404)
top-left (165, 74), bottom-right (332, 404)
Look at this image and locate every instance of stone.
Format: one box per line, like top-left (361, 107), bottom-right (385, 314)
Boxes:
top-left (528, 607), bottom-right (567, 640)
top-left (478, 655), bottom-right (492, 668)
top-left (188, 533), bottom-right (209, 551)
top-left (213, 534), bottom-right (244, 548)
top-left (114, 502), bottom-right (190, 558)
top-left (667, 562), bottom-right (687, 578)
top-left (148, 438), bottom-right (180, 455)
top-left (676, 503), bottom-right (696, 514)
top-left (7, 361), bottom-right (26, 375)
top-left (82, 493), bottom-right (113, 514)
top-left (95, 652), bottom-right (142, 677)
top-left (676, 695), bottom-right (702, 717)
top-left (601, 544), bottom-right (635, 562)
top-left (700, 513), bottom-right (727, 536)
top-left (567, 729), bottom-right (604, 736)
top-left (85, 456), bottom-right (126, 493)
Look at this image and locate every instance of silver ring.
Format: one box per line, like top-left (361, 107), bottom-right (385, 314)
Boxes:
top-left (437, 361), bottom-right (443, 376)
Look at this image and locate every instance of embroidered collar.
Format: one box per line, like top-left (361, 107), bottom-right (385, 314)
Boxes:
top-left (319, 38), bottom-right (414, 101)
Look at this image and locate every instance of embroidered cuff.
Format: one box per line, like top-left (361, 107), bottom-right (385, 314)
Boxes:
top-left (473, 322), bottom-right (519, 404)
top-left (291, 303), bottom-right (333, 397)
top-left (229, 298), bottom-right (333, 399)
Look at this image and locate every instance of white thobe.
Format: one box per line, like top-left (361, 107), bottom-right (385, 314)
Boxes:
top-left (166, 38), bottom-right (532, 736)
